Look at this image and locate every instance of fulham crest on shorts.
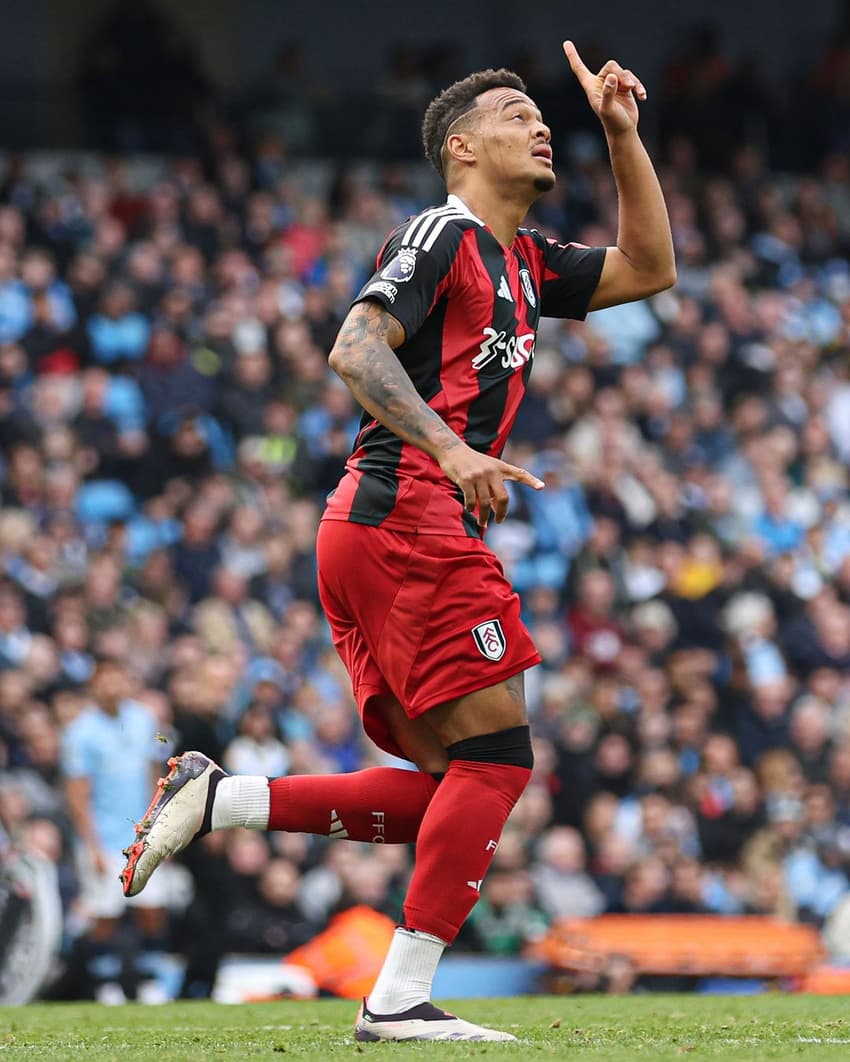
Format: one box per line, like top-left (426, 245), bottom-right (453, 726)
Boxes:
top-left (471, 619), bottom-right (507, 661)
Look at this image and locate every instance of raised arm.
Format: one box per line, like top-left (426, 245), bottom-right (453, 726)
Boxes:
top-left (563, 40), bottom-right (676, 311)
top-left (328, 299), bottom-right (543, 525)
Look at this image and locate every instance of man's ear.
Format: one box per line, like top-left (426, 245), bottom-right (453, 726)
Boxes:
top-left (445, 131), bottom-right (477, 169)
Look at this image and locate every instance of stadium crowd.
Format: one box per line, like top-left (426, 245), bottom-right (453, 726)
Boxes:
top-left (4, 27), bottom-right (850, 998)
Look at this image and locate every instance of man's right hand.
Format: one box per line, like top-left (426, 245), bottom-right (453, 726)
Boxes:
top-left (438, 442), bottom-right (544, 526)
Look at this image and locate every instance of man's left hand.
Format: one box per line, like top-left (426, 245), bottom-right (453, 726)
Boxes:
top-left (563, 40), bottom-right (645, 137)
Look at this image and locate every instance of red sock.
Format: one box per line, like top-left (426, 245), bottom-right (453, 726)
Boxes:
top-left (268, 768), bottom-right (439, 843)
top-left (402, 759), bottom-right (531, 943)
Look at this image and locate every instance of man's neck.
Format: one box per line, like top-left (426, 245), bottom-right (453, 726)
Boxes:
top-left (447, 186), bottom-right (531, 248)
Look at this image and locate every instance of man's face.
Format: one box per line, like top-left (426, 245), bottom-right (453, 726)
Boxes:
top-left (90, 663), bottom-right (127, 712)
top-left (455, 87), bottom-right (554, 195)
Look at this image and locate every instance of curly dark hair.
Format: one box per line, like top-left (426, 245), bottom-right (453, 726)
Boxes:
top-left (421, 68), bottom-right (527, 180)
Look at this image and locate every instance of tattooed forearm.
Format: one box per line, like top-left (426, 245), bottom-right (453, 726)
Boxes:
top-left (328, 300), bottom-right (461, 459)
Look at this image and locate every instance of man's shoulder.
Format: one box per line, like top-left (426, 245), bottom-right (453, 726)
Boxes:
top-left (62, 704), bottom-right (101, 744)
top-left (119, 697), bottom-right (152, 717)
top-left (400, 202), bottom-right (479, 242)
top-left (383, 201), bottom-right (480, 263)
top-left (118, 699), bottom-right (155, 732)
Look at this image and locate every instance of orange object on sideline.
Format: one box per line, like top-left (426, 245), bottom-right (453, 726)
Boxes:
top-left (284, 905), bottom-right (396, 999)
top-left (529, 915), bottom-right (824, 977)
top-left (798, 966), bottom-right (850, 994)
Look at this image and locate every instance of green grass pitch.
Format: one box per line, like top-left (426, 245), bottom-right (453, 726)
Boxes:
top-left (1, 995), bottom-right (850, 1060)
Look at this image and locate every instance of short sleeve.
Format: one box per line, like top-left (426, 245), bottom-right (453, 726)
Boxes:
top-left (61, 721), bottom-right (95, 779)
top-left (538, 237), bottom-right (607, 320)
top-left (352, 218), bottom-right (464, 341)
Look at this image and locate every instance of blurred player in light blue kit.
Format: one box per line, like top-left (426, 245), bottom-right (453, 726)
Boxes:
top-left (62, 659), bottom-right (170, 1001)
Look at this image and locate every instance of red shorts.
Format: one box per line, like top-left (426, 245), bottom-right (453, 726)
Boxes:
top-left (316, 520), bottom-right (540, 757)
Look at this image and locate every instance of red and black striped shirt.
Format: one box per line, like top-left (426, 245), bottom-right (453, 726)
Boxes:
top-left (323, 194), bottom-right (606, 536)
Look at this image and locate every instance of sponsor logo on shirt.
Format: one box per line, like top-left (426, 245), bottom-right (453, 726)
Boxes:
top-left (519, 268), bottom-right (537, 308)
top-left (380, 248), bottom-right (418, 283)
top-left (472, 327), bottom-right (535, 372)
top-left (364, 280), bottom-right (398, 304)
top-left (471, 618), bottom-right (507, 661)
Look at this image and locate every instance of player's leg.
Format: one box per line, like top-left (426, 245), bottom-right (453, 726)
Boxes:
top-left (360, 675), bottom-right (531, 1036)
top-left (122, 521), bottom-right (448, 898)
top-left (401, 672), bottom-right (532, 938)
top-left (128, 883), bottom-right (172, 1003)
top-left (78, 849), bottom-right (136, 1002)
top-left (265, 695), bottom-right (447, 838)
top-left (121, 697), bottom-right (446, 897)
top-left (85, 917), bottom-right (127, 1003)
top-left (215, 693), bottom-right (446, 838)
top-left (355, 533), bottom-right (537, 1041)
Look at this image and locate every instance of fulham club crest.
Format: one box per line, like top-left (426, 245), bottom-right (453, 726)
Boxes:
top-left (519, 268), bottom-right (537, 308)
top-left (471, 619), bottom-right (507, 661)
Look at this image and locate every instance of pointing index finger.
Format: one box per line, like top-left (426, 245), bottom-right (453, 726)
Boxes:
top-left (563, 40), bottom-right (593, 87)
top-left (501, 463), bottom-right (545, 490)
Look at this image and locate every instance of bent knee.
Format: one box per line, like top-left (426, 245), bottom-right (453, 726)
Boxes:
top-left (446, 724), bottom-right (534, 772)
top-left (376, 696), bottom-right (449, 773)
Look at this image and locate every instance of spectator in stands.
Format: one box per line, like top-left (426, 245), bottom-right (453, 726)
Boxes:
top-left (567, 569), bottom-right (627, 670)
top-left (225, 857), bottom-right (316, 954)
top-left (224, 704), bottom-right (290, 778)
top-left (532, 826), bottom-right (605, 919)
top-left (462, 868), bottom-right (549, 956)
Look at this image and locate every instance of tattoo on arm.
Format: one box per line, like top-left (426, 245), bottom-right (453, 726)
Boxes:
top-left (329, 301), bottom-right (461, 459)
top-left (334, 300), bottom-right (406, 351)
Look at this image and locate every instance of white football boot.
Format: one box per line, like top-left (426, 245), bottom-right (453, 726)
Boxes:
top-left (121, 751), bottom-right (225, 897)
top-left (354, 1000), bottom-right (517, 1042)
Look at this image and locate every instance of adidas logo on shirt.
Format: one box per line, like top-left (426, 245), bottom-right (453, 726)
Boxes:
top-left (497, 276), bottom-right (514, 302)
top-left (329, 809), bottom-right (349, 839)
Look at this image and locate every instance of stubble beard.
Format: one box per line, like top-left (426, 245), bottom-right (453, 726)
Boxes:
top-left (533, 171), bottom-right (557, 194)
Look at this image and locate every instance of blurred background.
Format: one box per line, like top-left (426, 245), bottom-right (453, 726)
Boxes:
top-left (4, 0), bottom-right (850, 1003)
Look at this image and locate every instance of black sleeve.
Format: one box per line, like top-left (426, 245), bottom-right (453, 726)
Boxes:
top-left (536, 234), bottom-right (607, 320)
top-left (351, 221), bottom-right (462, 341)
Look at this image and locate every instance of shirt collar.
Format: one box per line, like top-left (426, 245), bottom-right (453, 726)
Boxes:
top-left (446, 193), bottom-right (485, 226)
